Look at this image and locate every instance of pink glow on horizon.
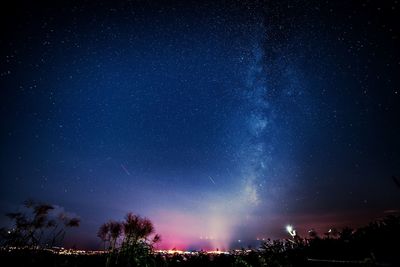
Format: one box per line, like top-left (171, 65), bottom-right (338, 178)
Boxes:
top-left (151, 209), bottom-right (234, 251)
top-left (149, 209), bottom-right (391, 250)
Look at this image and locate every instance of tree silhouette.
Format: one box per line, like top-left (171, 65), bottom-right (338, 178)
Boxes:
top-left (98, 212), bottom-right (161, 267)
top-left (0, 199), bottom-right (80, 248)
top-left (97, 220), bottom-right (122, 251)
top-left (109, 221), bottom-right (122, 250)
top-left (339, 227), bottom-right (354, 242)
top-left (123, 213), bottom-right (154, 246)
top-left (97, 222), bottom-right (110, 250)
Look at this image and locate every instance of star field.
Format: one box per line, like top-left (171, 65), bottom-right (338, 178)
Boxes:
top-left (0, 0), bottom-right (399, 249)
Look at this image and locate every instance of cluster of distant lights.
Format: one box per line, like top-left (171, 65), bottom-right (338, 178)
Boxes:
top-left (156, 249), bottom-right (229, 255)
top-left (2, 224), bottom-right (339, 256)
top-left (3, 225), bottom-right (315, 255)
top-left (1, 246), bottom-right (106, 255)
top-left (199, 225), bottom-right (298, 244)
top-left (2, 224), bottom-right (333, 256)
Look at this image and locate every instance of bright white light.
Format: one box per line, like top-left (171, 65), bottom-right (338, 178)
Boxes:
top-left (286, 225), bottom-right (296, 237)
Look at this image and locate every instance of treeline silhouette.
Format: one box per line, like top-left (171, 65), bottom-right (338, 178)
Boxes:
top-left (0, 199), bottom-right (399, 267)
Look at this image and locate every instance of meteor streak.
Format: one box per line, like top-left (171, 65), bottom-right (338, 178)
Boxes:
top-left (209, 176), bottom-right (216, 185)
top-left (121, 164), bottom-right (131, 176)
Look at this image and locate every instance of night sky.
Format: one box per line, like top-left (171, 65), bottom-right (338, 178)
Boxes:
top-left (1, 0), bottom-right (399, 250)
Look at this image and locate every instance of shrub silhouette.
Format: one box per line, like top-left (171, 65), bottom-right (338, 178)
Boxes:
top-left (97, 220), bottom-right (123, 251)
top-left (98, 212), bottom-right (161, 267)
top-left (0, 199), bottom-right (80, 248)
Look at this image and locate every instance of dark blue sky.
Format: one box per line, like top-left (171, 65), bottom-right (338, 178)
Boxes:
top-left (1, 0), bottom-right (399, 250)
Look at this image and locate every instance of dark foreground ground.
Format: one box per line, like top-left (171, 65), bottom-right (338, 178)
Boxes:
top-left (1, 215), bottom-right (399, 267)
top-left (0, 248), bottom-right (397, 267)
